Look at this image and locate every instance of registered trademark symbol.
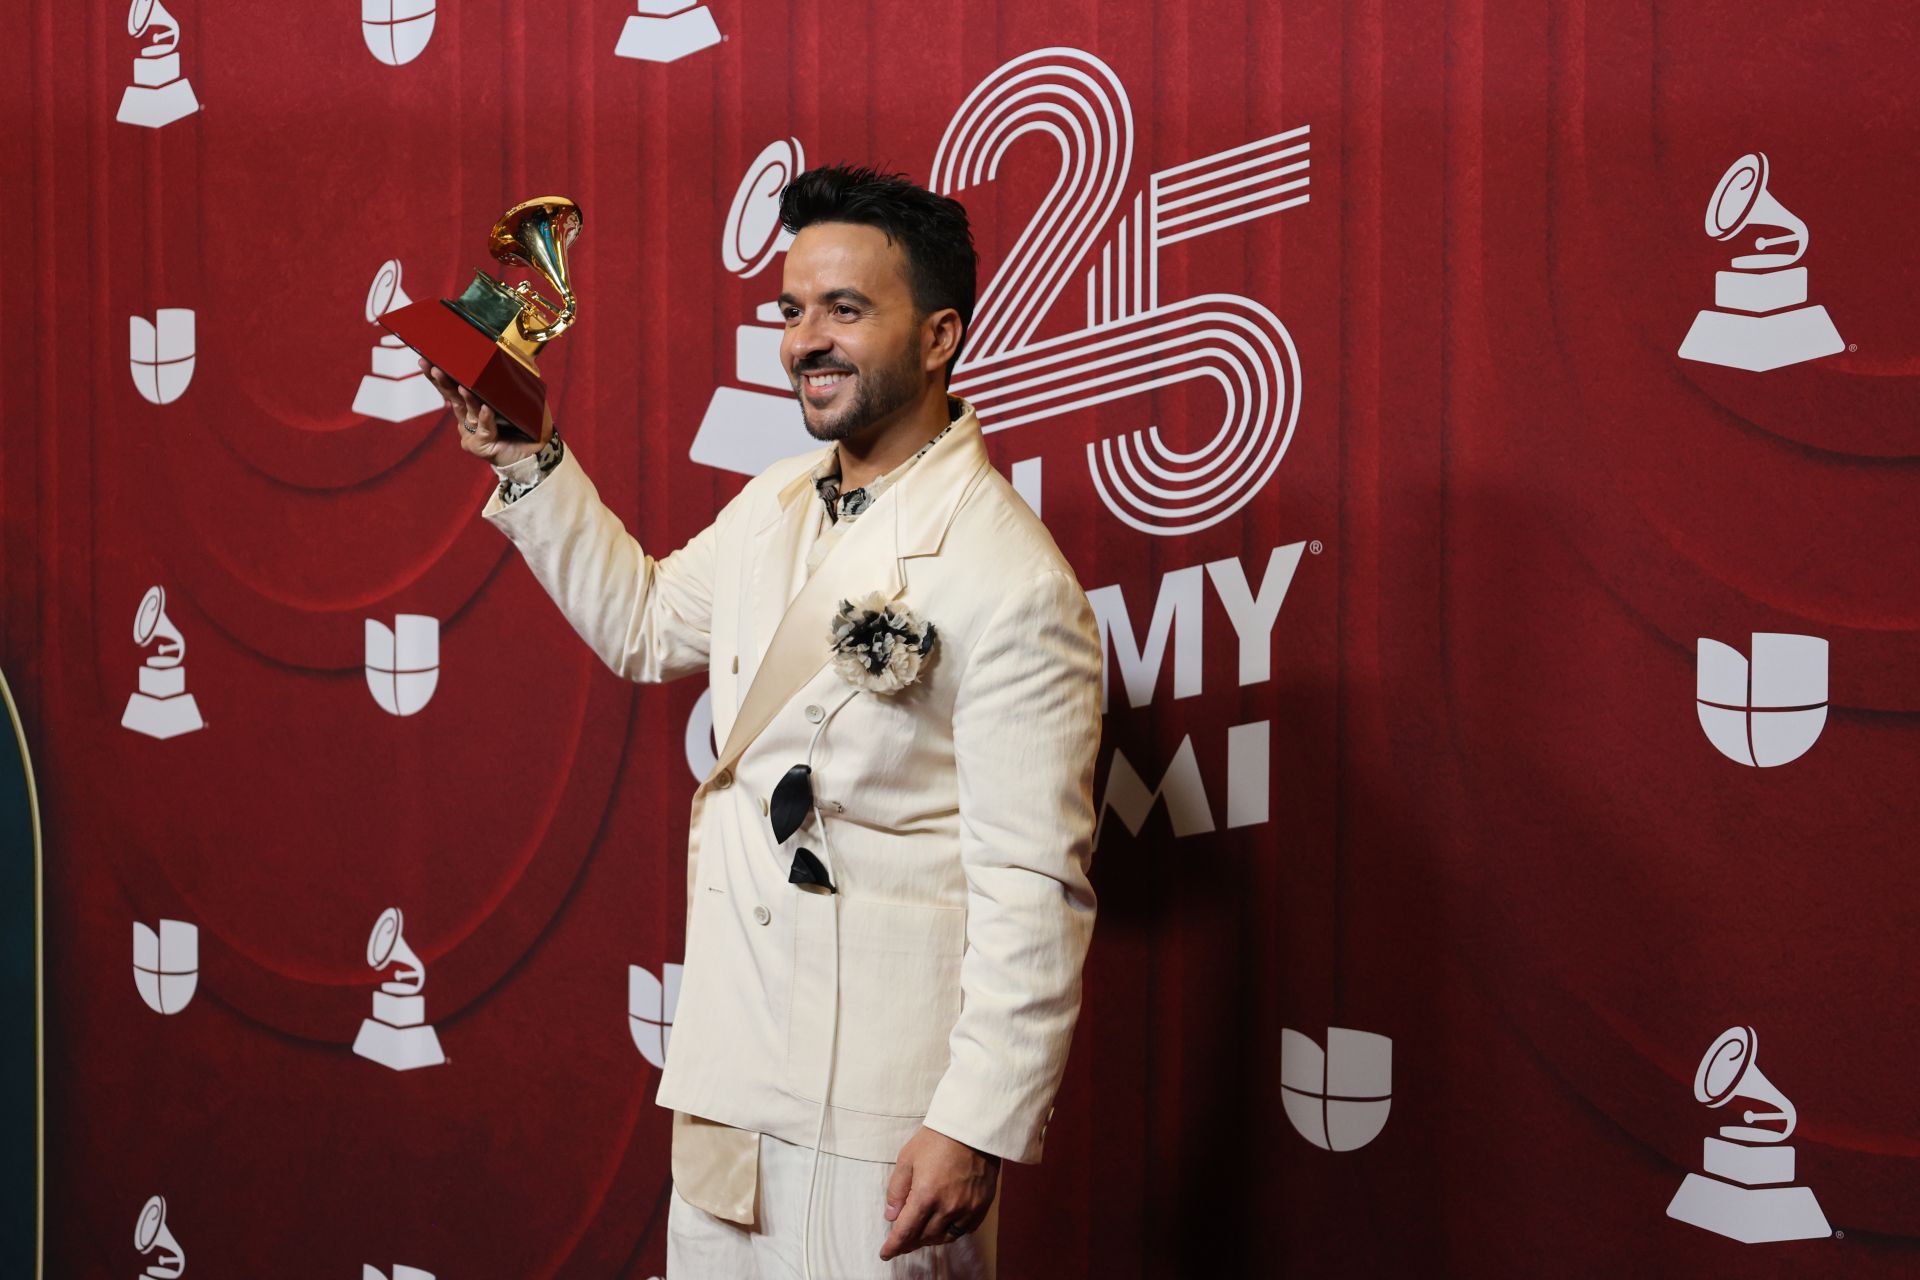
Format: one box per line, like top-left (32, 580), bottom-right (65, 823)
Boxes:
top-left (1847, 344), bottom-right (1857, 352)
top-left (1834, 1230), bottom-right (1844, 1239)
top-left (1308, 540), bottom-right (1324, 555)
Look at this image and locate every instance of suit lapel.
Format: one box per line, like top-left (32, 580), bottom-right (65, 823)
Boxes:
top-left (741, 467), bottom-right (823, 676)
top-left (710, 402), bottom-right (992, 783)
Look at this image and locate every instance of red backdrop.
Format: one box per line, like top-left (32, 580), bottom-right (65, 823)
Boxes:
top-left (3, 1), bottom-right (1917, 1275)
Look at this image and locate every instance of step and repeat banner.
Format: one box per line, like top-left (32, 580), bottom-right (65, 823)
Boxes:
top-left (2, 1), bottom-right (1916, 1275)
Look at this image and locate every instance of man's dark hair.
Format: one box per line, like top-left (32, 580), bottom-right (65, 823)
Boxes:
top-left (779, 165), bottom-right (978, 382)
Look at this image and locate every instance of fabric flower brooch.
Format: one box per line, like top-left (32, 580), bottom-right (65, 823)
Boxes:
top-left (828, 592), bottom-right (938, 694)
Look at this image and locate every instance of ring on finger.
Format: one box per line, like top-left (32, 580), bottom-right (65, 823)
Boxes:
top-left (944, 1221), bottom-right (968, 1239)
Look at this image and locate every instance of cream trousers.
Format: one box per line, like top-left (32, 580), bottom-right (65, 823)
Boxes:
top-left (667, 1131), bottom-right (1000, 1279)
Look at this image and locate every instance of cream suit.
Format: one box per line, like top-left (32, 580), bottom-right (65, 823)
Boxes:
top-left (480, 401), bottom-right (1103, 1225)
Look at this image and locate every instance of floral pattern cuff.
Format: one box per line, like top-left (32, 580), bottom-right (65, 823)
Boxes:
top-left (494, 429), bottom-right (566, 506)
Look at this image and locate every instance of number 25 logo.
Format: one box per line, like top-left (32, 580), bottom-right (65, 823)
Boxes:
top-left (939, 48), bottom-right (1311, 536)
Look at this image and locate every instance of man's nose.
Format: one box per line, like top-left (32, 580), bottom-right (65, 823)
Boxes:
top-left (784, 312), bottom-right (836, 365)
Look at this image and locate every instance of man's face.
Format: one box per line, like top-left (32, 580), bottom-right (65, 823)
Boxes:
top-left (777, 222), bottom-right (928, 444)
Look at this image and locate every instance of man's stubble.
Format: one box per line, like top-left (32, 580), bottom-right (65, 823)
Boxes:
top-left (795, 338), bottom-right (923, 445)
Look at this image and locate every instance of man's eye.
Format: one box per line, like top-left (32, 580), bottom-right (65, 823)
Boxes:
top-left (834, 305), bottom-right (857, 318)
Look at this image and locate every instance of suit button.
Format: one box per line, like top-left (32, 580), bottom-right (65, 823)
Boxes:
top-left (759, 797), bottom-right (768, 816)
top-left (712, 769), bottom-right (733, 790)
top-left (752, 905), bottom-right (771, 926)
top-left (804, 704), bottom-right (824, 723)
top-left (731, 655), bottom-right (740, 673)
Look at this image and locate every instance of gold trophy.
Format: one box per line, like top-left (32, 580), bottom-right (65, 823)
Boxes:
top-left (379, 197), bottom-right (583, 444)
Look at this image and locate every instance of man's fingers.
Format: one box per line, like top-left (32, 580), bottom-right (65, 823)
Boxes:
top-left (430, 372), bottom-right (471, 424)
top-left (468, 406), bottom-right (499, 455)
top-left (923, 1203), bottom-right (988, 1252)
top-left (878, 1189), bottom-right (935, 1261)
top-left (883, 1157), bottom-right (913, 1223)
top-left (913, 1209), bottom-right (963, 1253)
top-left (423, 365), bottom-right (534, 467)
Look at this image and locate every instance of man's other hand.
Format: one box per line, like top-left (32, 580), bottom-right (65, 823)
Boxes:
top-left (879, 1126), bottom-right (1000, 1261)
top-left (422, 359), bottom-right (545, 467)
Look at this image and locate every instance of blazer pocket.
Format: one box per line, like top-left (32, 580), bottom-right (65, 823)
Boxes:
top-left (786, 896), bottom-right (967, 1117)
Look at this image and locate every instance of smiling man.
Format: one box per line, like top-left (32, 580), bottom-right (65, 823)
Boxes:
top-left (425, 166), bottom-right (1103, 1279)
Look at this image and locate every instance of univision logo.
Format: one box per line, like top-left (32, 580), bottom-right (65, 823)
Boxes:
top-left (628, 962), bottom-right (682, 1069)
top-left (1696, 633), bottom-right (1828, 767)
top-left (129, 310), bottom-right (195, 405)
top-left (133, 919), bottom-right (197, 1015)
top-left (361, 0), bottom-right (435, 66)
top-left (366, 615), bottom-right (439, 716)
top-left (1279, 1026), bottom-right (1391, 1151)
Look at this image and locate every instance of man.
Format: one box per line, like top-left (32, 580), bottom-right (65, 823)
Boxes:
top-left (424, 166), bottom-right (1102, 1278)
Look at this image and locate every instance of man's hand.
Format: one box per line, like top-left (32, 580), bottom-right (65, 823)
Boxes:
top-left (421, 359), bottom-right (546, 467)
top-left (879, 1126), bottom-right (1000, 1261)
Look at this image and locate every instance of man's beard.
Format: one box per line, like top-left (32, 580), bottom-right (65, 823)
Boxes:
top-left (793, 347), bottom-right (921, 443)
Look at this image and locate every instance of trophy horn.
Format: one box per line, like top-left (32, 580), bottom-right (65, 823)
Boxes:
top-left (376, 194), bottom-right (586, 444)
top-left (488, 196), bottom-right (583, 345)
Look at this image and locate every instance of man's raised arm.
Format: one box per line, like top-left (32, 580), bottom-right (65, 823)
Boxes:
top-left (426, 360), bottom-right (727, 685)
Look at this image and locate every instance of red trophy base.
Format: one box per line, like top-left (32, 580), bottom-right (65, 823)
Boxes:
top-left (379, 299), bottom-right (552, 445)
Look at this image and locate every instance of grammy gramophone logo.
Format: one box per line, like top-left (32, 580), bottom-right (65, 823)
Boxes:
top-left (122, 586), bottom-right (205, 740)
top-left (689, 137), bottom-right (816, 475)
top-left (116, 0), bottom-right (200, 129)
top-left (1678, 153), bottom-right (1845, 372)
top-left (1666, 1025), bottom-right (1830, 1243)
top-left (351, 908), bottom-right (445, 1071)
top-left (135, 1195), bottom-right (186, 1278)
top-left (614, 0), bottom-right (722, 63)
top-left (353, 262), bottom-right (445, 422)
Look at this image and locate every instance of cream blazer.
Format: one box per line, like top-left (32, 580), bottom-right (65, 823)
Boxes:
top-left (482, 401), bottom-right (1102, 1177)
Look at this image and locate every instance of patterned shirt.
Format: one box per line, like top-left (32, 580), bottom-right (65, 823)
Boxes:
top-left (809, 415), bottom-right (956, 526)
top-left (799, 402), bottom-right (961, 578)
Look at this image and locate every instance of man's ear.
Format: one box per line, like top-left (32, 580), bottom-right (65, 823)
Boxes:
top-left (923, 308), bottom-right (964, 376)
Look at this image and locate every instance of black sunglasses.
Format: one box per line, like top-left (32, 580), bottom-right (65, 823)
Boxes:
top-left (771, 764), bottom-right (835, 893)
